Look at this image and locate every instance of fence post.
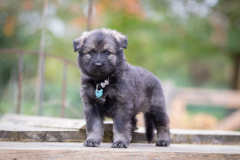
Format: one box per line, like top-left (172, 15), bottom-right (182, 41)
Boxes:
top-left (17, 53), bottom-right (24, 114)
top-left (87, 0), bottom-right (93, 31)
top-left (61, 62), bottom-right (67, 118)
top-left (34, 0), bottom-right (49, 115)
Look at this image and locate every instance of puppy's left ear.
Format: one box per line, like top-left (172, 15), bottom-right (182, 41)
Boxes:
top-left (120, 35), bottom-right (128, 49)
top-left (112, 30), bottom-right (128, 49)
top-left (73, 37), bottom-right (83, 52)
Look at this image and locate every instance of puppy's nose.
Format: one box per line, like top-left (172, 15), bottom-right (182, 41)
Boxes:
top-left (95, 62), bottom-right (102, 68)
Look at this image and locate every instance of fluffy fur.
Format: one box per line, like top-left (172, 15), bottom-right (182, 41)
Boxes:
top-left (73, 28), bottom-right (170, 148)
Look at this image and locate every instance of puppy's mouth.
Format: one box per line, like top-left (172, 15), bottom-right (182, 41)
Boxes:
top-left (96, 71), bottom-right (105, 75)
top-left (90, 70), bottom-right (108, 76)
top-left (89, 69), bottom-right (113, 79)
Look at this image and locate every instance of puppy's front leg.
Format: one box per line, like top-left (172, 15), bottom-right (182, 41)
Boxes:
top-left (83, 103), bottom-right (104, 147)
top-left (111, 103), bottom-right (133, 148)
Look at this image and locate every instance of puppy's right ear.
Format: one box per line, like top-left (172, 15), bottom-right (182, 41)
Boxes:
top-left (73, 37), bottom-right (83, 52)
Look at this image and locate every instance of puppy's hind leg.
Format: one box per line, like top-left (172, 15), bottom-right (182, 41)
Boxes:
top-left (150, 105), bottom-right (171, 146)
top-left (148, 83), bottom-right (171, 146)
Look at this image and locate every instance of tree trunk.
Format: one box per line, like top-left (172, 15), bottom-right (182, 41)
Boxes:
top-left (231, 53), bottom-right (240, 90)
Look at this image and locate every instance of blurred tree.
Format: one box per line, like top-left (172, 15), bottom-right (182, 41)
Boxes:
top-left (1, 0), bottom-right (240, 118)
top-left (0, 0), bottom-right (239, 92)
top-left (100, 0), bottom-right (230, 87)
top-left (212, 0), bottom-right (240, 90)
top-left (0, 0), bottom-right (42, 97)
top-left (125, 0), bottom-right (239, 89)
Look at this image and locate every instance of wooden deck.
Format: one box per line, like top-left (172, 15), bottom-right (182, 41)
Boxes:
top-left (1, 114), bottom-right (240, 145)
top-left (1, 142), bottom-right (240, 160)
top-left (1, 114), bottom-right (240, 159)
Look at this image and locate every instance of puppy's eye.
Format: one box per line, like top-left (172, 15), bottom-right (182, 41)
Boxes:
top-left (88, 51), bottom-right (94, 54)
top-left (104, 51), bottom-right (111, 55)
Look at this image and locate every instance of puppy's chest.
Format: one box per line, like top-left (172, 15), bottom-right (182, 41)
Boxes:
top-left (82, 84), bottom-right (117, 105)
top-left (90, 87), bottom-right (117, 115)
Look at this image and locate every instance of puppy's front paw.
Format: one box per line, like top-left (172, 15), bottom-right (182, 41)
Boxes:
top-left (83, 139), bottom-right (100, 147)
top-left (156, 139), bottom-right (170, 147)
top-left (111, 141), bottom-right (128, 148)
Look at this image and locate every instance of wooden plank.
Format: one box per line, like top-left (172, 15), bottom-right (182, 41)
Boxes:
top-left (217, 109), bottom-right (240, 130)
top-left (1, 123), bottom-right (240, 145)
top-left (0, 113), bottom-right (86, 129)
top-left (176, 88), bottom-right (240, 108)
top-left (1, 114), bottom-right (240, 144)
top-left (0, 142), bottom-right (240, 160)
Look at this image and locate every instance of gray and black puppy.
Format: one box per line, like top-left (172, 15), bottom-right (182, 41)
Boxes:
top-left (73, 28), bottom-right (170, 148)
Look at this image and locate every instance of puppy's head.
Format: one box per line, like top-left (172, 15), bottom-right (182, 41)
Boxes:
top-left (73, 28), bottom-right (128, 79)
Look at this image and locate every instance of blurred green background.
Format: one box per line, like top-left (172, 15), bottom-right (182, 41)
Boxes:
top-left (0, 0), bottom-right (240, 129)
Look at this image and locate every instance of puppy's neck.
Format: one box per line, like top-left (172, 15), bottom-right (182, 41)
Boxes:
top-left (82, 73), bottom-right (115, 84)
top-left (92, 74), bottom-right (114, 84)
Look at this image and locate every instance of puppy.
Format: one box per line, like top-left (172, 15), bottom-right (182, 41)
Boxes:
top-left (73, 28), bottom-right (170, 148)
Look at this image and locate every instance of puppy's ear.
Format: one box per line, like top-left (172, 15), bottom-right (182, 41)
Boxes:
top-left (73, 37), bottom-right (83, 52)
top-left (120, 35), bottom-right (128, 49)
top-left (112, 31), bottom-right (128, 49)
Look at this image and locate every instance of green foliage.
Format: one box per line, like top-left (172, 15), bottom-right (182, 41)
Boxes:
top-left (0, 81), bottom-right (83, 118)
top-left (1, 0), bottom-right (240, 117)
top-left (213, 0), bottom-right (240, 53)
top-left (187, 105), bottom-right (237, 120)
top-left (102, 8), bottom-right (230, 87)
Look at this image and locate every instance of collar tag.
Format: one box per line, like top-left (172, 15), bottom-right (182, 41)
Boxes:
top-left (95, 89), bottom-right (103, 98)
top-left (95, 78), bottom-right (110, 98)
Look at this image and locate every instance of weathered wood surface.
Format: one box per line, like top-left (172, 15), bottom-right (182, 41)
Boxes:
top-left (1, 114), bottom-right (240, 144)
top-left (217, 109), bottom-right (240, 130)
top-left (175, 88), bottom-right (240, 108)
top-left (170, 88), bottom-right (240, 130)
top-left (1, 128), bottom-right (240, 145)
top-left (0, 113), bottom-right (86, 129)
top-left (0, 142), bottom-right (240, 160)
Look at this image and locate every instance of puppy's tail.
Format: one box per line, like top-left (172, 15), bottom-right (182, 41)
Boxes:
top-left (144, 113), bottom-right (154, 143)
